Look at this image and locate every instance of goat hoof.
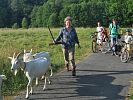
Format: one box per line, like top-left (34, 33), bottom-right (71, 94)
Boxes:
top-left (35, 84), bottom-right (38, 86)
top-left (49, 81), bottom-right (51, 84)
top-left (29, 92), bottom-right (33, 95)
top-left (25, 96), bottom-right (29, 99)
top-left (43, 88), bottom-right (46, 90)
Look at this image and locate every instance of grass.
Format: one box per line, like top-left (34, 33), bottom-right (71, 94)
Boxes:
top-left (126, 80), bottom-right (133, 100)
top-left (0, 27), bottom-right (95, 96)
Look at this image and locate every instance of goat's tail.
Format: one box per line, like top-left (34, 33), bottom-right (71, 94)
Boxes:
top-left (0, 75), bottom-right (7, 80)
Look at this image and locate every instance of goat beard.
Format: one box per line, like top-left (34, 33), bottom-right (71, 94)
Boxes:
top-left (14, 70), bottom-right (18, 76)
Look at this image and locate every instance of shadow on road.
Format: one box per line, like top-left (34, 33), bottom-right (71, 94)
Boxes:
top-left (14, 68), bottom-right (133, 100)
top-left (75, 69), bottom-right (133, 100)
top-left (77, 69), bottom-right (133, 76)
top-left (76, 74), bottom-right (123, 100)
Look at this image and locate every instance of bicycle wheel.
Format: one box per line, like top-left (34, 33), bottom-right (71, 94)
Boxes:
top-left (92, 40), bottom-right (97, 53)
top-left (120, 49), bottom-right (129, 63)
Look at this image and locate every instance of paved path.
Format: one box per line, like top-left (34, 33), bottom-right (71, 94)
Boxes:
top-left (14, 53), bottom-right (133, 100)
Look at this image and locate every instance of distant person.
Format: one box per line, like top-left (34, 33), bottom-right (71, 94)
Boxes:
top-left (55, 16), bottom-right (81, 76)
top-left (96, 22), bottom-right (104, 51)
top-left (124, 28), bottom-right (133, 55)
top-left (96, 22), bottom-right (104, 33)
top-left (102, 28), bottom-right (109, 53)
top-left (109, 18), bottom-right (120, 56)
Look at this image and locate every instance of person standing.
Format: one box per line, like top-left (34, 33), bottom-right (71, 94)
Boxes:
top-left (96, 22), bottom-right (104, 51)
top-left (55, 16), bottom-right (81, 76)
top-left (109, 18), bottom-right (120, 55)
top-left (96, 22), bottom-right (104, 33)
top-left (124, 28), bottom-right (133, 56)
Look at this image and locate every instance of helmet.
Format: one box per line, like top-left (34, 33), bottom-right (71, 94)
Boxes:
top-left (126, 28), bottom-right (132, 33)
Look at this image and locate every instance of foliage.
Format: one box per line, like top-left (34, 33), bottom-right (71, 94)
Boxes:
top-left (22, 17), bottom-right (28, 29)
top-left (48, 13), bottom-right (59, 27)
top-left (1, 0), bottom-right (133, 27)
top-left (12, 23), bottom-right (19, 29)
top-left (30, 6), bottom-right (39, 27)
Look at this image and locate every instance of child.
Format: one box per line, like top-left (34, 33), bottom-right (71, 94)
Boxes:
top-left (124, 28), bottom-right (133, 55)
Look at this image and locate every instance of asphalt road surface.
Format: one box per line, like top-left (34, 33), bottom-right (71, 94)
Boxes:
top-left (14, 53), bottom-right (133, 100)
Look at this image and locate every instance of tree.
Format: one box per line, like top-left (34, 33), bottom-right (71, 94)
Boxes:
top-left (59, 7), bottom-right (70, 26)
top-left (10, 0), bottom-right (25, 27)
top-left (22, 17), bottom-right (28, 28)
top-left (30, 6), bottom-right (39, 27)
top-left (48, 13), bottom-right (58, 27)
top-left (0, 0), bottom-right (9, 27)
top-left (1, 0), bottom-right (133, 27)
top-left (126, 0), bottom-right (133, 27)
top-left (12, 23), bottom-right (19, 29)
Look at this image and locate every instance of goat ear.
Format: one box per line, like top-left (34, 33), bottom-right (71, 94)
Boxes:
top-left (8, 57), bottom-right (13, 60)
top-left (30, 49), bottom-right (32, 53)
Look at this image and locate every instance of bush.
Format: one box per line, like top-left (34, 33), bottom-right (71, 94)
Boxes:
top-left (22, 17), bottom-right (28, 29)
top-left (12, 23), bottom-right (19, 29)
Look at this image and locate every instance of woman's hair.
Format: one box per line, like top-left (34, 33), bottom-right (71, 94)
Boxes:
top-left (64, 16), bottom-right (72, 22)
top-left (112, 18), bottom-right (116, 22)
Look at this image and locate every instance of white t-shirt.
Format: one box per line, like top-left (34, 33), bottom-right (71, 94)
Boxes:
top-left (96, 26), bottom-right (104, 33)
top-left (124, 35), bottom-right (132, 43)
top-left (97, 32), bottom-right (102, 40)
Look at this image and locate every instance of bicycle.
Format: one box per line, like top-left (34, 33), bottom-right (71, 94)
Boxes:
top-left (110, 34), bottom-right (122, 56)
top-left (120, 41), bottom-right (133, 63)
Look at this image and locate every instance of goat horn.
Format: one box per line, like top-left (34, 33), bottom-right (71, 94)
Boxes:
top-left (16, 52), bottom-right (23, 59)
top-left (13, 53), bottom-right (15, 58)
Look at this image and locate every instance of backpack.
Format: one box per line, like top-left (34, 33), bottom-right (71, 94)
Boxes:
top-left (111, 23), bottom-right (118, 30)
top-left (110, 23), bottom-right (118, 35)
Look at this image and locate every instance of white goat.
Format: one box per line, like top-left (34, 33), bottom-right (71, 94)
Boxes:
top-left (8, 53), bottom-right (51, 99)
top-left (0, 75), bottom-right (7, 91)
top-left (23, 49), bottom-right (53, 77)
top-left (0, 75), bottom-right (7, 98)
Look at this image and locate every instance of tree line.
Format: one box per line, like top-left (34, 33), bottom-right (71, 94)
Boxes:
top-left (0, 0), bottom-right (133, 28)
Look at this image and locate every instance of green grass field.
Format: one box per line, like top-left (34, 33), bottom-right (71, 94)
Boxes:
top-left (0, 27), bottom-right (95, 96)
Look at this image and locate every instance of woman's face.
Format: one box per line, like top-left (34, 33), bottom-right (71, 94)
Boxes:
top-left (65, 20), bottom-right (71, 28)
top-left (113, 20), bottom-right (116, 24)
top-left (126, 32), bottom-right (130, 35)
top-left (97, 22), bottom-right (100, 27)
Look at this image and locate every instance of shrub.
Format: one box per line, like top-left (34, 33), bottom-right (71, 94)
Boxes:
top-left (22, 17), bottom-right (28, 29)
top-left (12, 23), bottom-right (19, 29)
